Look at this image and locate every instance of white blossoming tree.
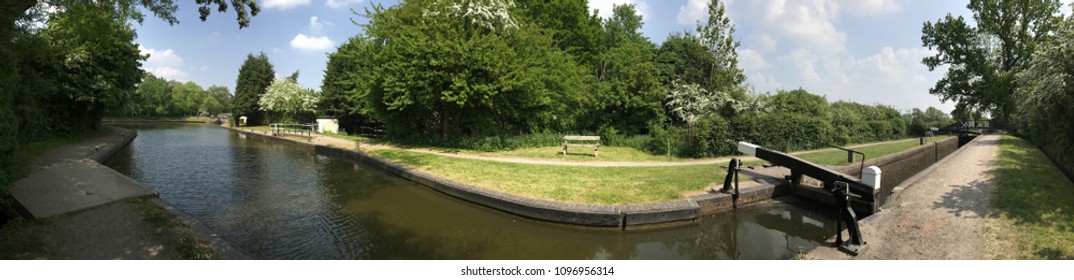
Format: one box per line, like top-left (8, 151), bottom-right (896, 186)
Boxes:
top-left (258, 77), bottom-right (320, 123)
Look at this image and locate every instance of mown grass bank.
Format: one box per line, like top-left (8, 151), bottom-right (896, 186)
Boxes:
top-left (988, 135), bottom-right (1074, 259)
top-left (797, 137), bottom-right (950, 166)
top-left (370, 150), bottom-right (725, 205)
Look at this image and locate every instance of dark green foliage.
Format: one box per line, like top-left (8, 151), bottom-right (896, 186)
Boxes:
top-left (830, 101), bottom-right (910, 144)
top-left (1, 3), bottom-right (145, 206)
top-left (921, 0), bottom-right (1063, 122)
top-left (907, 106), bottom-right (952, 136)
top-left (688, 114), bottom-right (734, 158)
top-left (1016, 12), bottom-right (1074, 180)
top-left (111, 73), bottom-right (229, 118)
top-left (656, 34), bottom-right (714, 88)
top-left (514, 0), bottom-right (604, 66)
top-left (769, 88), bottom-right (832, 119)
top-left (347, 1), bottom-right (587, 140)
top-left (585, 4), bottom-right (666, 135)
top-left (231, 52), bottom-right (274, 125)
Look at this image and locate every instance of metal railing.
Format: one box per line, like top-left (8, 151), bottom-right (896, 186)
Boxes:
top-left (270, 123), bottom-right (316, 139)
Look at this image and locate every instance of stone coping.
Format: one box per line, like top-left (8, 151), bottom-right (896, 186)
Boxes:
top-left (225, 126), bottom-right (748, 228)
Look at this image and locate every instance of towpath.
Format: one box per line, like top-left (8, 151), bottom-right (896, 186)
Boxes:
top-left (806, 134), bottom-right (1000, 259)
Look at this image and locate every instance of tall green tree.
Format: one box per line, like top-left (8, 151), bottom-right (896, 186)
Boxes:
top-left (514, 0), bottom-right (603, 66)
top-left (921, 0), bottom-right (1063, 122)
top-left (695, 0), bottom-right (745, 93)
top-left (41, 3), bottom-right (145, 132)
top-left (350, 0), bottom-right (586, 140)
top-left (204, 85), bottom-right (231, 115)
top-left (586, 4), bottom-right (665, 134)
top-left (231, 52), bottom-right (274, 125)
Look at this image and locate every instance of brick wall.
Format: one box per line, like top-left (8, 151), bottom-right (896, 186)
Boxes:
top-left (833, 136), bottom-right (964, 208)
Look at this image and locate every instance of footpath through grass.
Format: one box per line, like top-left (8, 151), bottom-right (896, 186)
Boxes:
top-left (371, 149), bottom-right (724, 205)
top-left (988, 135), bottom-right (1074, 259)
top-left (797, 137), bottom-right (950, 166)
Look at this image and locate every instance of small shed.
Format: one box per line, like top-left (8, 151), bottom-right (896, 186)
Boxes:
top-left (239, 116), bottom-right (248, 126)
top-left (316, 118), bottom-right (339, 134)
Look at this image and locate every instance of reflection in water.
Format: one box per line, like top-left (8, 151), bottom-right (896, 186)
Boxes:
top-left (106, 123), bottom-right (838, 259)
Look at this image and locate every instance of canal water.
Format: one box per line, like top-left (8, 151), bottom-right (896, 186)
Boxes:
top-left (105, 123), bottom-right (838, 259)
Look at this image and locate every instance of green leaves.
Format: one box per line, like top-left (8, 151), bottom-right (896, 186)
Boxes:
top-left (232, 52), bottom-right (274, 125)
top-left (922, 0), bottom-right (1063, 121)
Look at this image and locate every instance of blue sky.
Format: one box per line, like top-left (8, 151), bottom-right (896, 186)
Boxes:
top-left (131, 0), bottom-right (1073, 114)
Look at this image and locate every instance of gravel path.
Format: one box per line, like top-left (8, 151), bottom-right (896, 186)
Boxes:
top-left (806, 135), bottom-right (1000, 259)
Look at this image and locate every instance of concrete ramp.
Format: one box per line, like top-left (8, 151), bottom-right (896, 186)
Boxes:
top-left (11, 160), bottom-right (158, 219)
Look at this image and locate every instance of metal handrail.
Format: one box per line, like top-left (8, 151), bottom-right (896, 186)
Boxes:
top-left (270, 123), bottom-right (316, 138)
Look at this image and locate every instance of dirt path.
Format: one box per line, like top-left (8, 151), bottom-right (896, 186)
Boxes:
top-left (806, 135), bottom-right (1000, 259)
top-left (303, 132), bottom-right (927, 167)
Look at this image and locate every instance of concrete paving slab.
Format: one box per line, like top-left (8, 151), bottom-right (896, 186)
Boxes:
top-left (11, 160), bottom-right (158, 219)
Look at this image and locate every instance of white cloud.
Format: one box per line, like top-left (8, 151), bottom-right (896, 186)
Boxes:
top-left (308, 16), bottom-right (332, 33)
top-left (748, 72), bottom-right (782, 93)
top-left (290, 33), bottom-right (335, 51)
top-left (588, 0), bottom-right (650, 20)
top-left (676, 0), bottom-right (708, 26)
top-left (733, 0), bottom-right (846, 55)
top-left (139, 45), bottom-right (183, 67)
top-left (833, 0), bottom-right (903, 16)
top-left (326, 0), bottom-right (363, 9)
top-left (784, 48), bottom-right (821, 83)
top-left (263, 0), bottom-right (311, 10)
top-left (738, 48), bottom-right (769, 70)
top-left (138, 46), bottom-right (188, 81)
top-left (272, 47), bottom-right (284, 53)
top-left (148, 66), bottom-right (189, 82)
top-left (746, 33), bottom-right (778, 52)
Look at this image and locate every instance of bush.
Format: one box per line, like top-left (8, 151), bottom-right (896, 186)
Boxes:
top-left (687, 115), bottom-right (735, 158)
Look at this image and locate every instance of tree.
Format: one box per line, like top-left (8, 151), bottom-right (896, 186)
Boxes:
top-left (921, 0), bottom-right (1063, 122)
top-left (259, 78), bottom-right (320, 123)
top-left (42, 3), bottom-right (145, 132)
top-left (513, 0), bottom-right (603, 66)
top-left (656, 33), bottom-right (714, 88)
top-left (695, 0), bottom-right (745, 93)
top-left (1016, 11), bottom-right (1074, 155)
top-left (204, 85), bottom-right (231, 115)
top-left (350, 0), bottom-right (587, 140)
top-left (666, 80), bottom-right (738, 145)
top-left (769, 88), bottom-right (832, 119)
top-left (232, 52), bottom-right (274, 125)
top-left (585, 4), bottom-right (665, 135)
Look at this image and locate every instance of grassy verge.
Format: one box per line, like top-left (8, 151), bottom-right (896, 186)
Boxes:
top-left (19, 127), bottom-right (112, 165)
top-left (796, 137), bottom-right (949, 166)
top-left (0, 218), bottom-right (61, 259)
top-left (987, 135), bottom-right (1074, 259)
top-left (464, 146), bottom-right (691, 162)
top-left (371, 149), bottom-right (726, 205)
top-left (130, 199), bottom-right (220, 260)
top-left (0, 198), bottom-right (221, 259)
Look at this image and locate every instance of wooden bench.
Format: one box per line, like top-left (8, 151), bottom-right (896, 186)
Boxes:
top-left (562, 135), bottom-right (601, 157)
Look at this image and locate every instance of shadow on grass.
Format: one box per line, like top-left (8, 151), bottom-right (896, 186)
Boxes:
top-left (991, 136), bottom-right (1074, 259)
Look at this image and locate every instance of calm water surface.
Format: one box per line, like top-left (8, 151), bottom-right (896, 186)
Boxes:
top-left (106, 123), bottom-right (837, 259)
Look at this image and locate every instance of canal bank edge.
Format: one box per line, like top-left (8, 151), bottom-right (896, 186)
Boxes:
top-left (37, 124), bottom-right (250, 259)
top-left (227, 126), bottom-right (788, 228)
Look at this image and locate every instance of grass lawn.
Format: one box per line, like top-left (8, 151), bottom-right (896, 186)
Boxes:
top-left (796, 137), bottom-right (950, 166)
top-left (371, 149), bottom-right (727, 205)
top-left (987, 135), bottom-right (1074, 259)
top-left (467, 146), bottom-right (690, 162)
top-left (20, 127), bottom-right (112, 163)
